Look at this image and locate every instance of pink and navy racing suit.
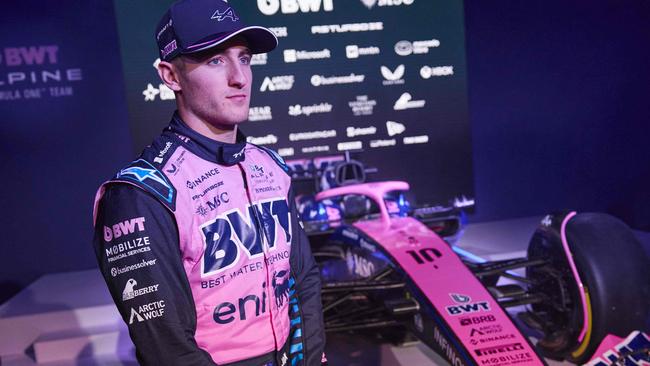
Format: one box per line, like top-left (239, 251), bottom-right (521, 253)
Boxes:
top-left (92, 113), bottom-right (326, 365)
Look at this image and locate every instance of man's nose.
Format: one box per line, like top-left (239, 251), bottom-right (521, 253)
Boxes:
top-left (228, 62), bottom-right (248, 88)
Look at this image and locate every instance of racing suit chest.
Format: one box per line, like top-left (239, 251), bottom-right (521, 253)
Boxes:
top-left (139, 141), bottom-right (294, 365)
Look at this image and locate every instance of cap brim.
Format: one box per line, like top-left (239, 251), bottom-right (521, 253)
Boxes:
top-left (183, 26), bottom-right (278, 55)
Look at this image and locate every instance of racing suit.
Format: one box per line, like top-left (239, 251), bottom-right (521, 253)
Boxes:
top-left (92, 113), bottom-right (326, 366)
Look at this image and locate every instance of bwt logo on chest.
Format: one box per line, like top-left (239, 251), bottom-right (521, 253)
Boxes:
top-left (200, 198), bottom-right (292, 276)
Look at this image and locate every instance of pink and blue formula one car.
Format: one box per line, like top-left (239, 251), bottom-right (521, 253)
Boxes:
top-left (287, 154), bottom-right (650, 366)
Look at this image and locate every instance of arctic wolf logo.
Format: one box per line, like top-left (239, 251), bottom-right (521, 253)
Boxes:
top-left (272, 270), bottom-right (290, 309)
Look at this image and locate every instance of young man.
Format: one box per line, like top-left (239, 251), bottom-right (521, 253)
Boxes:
top-left (92, 1), bottom-right (326, 365)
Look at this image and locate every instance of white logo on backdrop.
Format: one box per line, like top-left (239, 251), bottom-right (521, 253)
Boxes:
top-left (289, 130), bottom-right (337, 141)
top-left (258, 0), bottom-right (334, 15)
top-left (248, 106), bottom-right (273, 121)
top-left (387, 121), bottom-right (406, 136)
top-left (361, 0), bottom-right (414, 8)
top-left (381, 65), bottom-right (405, 86)
top-left (420, 65), bottom-right (454, 79)
top-left (395, 39), bottom-right (440, 56)
top-left (311, 74), bottom-right (365, 87)
top-left (260, 75), bottom-right (295, 92)
top-left (346, 45), bottom-right (380, 59)
top-left (393, 92), bottom-right (426, 110)
top-left (247, 134), bottom-right (278, 145)
top-left (284, 49), bottom-right (331, 63)
top-left (312, 22), bottom-right (383, 34)
top-left (348, 95), bottom-right (377, 116)
top-left (288, 103), bottom-right (333, 116)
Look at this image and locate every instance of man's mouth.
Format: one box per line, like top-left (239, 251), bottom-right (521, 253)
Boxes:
top-left (227, 94), bottom-right (247, 101)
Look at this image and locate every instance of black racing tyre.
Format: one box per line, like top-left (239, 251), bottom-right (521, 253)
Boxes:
top-left (527, 212), bottom-right (650, 364)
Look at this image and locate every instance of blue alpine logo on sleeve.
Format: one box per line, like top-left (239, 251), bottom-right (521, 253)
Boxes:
top-left (116, 159), bottom-right (176, 210)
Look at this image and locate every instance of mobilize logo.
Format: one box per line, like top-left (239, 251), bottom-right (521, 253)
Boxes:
top-left (186, 168), bottom-right (220, 189)
top-left (348, 95), bottom-right (376, 116)
top-left (122, 278), bottom-right (160, 301)
top-left (311, 73), bottom-right (365, 87)
top-left (249, 106), bottom-right (273, 121)
top-left (394, 92), bottom-right (425, 110)
top-left (381, 65), bottom-right (405, 85)
top-left (257, 0), bottom-right (333, 15)
top-left (247, 134), bottom-right (278, 146)
top-left (312, 22), bottom-right (383, 34)
top-left (421, 65), bottom-right (454, 79)
top-left (360, 0), bottom-right (414, 8)
top-left (346, 45), bottom-right (380, 59)
top-left (475, 343), bottom-right (524, 357)
top-left (395, 39), bottom-right (440, 56)
top-left (283, 48), bottom-right (330, 63)
top-left (460, 315), bottom-right (497, 326)
top-left (200, 198), bottom-right (292, 276)
top-left (288, 103), bottom-right (333, 116)
top-left (129, 300), bottom-right (165, 324)
top-left (260, 75), bottom-right (294, 92)
top-left (104, 217), bottom-right (146, 242)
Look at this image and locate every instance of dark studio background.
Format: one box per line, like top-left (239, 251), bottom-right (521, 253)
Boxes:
top-left (0, 0), bottom-right (648, 304)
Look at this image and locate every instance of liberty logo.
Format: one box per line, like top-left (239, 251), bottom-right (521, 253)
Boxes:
top-left (272, 270), bottom-right (290, 309)
top-left (211, 7), bottom-right (239, 21)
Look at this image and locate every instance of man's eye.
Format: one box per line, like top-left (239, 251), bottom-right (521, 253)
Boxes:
top-left (240, 56), bottom-right (251, 65)
top-left (209, 58), bottom-right (224, 65)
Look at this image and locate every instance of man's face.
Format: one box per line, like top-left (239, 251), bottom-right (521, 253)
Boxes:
top-left (174, 37), bottom-right (253, 129)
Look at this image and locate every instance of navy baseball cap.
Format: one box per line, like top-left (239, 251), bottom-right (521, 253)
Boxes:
top-left (155, 0), bottom-right (278, 61)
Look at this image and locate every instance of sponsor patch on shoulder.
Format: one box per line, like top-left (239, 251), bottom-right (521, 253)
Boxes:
top-left (115, 159), bottom-right (176, 210)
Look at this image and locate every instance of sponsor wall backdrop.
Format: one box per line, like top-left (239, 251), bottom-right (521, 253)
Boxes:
top-left (114, 0), bottom-right (475, 207)
top-left (1, 1), bottom-right (648, 304)
top-left (0, 1), bottom-right (133, 303)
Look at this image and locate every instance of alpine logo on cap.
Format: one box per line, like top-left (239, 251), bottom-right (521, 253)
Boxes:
top-left (211, 7), bottom-right (239, 22)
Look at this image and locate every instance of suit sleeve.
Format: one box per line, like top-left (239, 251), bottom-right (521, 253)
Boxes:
top-left (288, 189), bottom-right (327, 366)
top-left (93, 184), bottom-right (216, 366)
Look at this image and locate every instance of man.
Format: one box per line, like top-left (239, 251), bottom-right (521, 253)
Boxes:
top-left (92, 1), bottom-right (326, 365)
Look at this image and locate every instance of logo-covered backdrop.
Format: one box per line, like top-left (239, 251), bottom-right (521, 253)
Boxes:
top-left (114, 0), bottom-right (474, 206)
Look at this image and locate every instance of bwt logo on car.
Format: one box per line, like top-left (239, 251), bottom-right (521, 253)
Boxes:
top-left (104, 217), bottom-right (146, 242)
top-left (446, 293), bottom-right (492, 316)
top-left (257, 0), bottom-right (333, 15)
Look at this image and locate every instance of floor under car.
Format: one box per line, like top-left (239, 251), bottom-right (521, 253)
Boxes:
top-left (1, 216), bottom-right (647, 365)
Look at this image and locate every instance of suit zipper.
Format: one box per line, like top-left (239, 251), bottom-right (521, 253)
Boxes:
top-left (236, 163), bottom-right (280, 353)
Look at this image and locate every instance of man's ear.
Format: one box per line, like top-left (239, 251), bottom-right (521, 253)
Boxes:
top-left (157, 60), bottom-right (182, 91)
